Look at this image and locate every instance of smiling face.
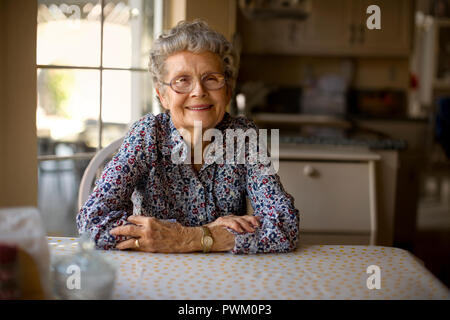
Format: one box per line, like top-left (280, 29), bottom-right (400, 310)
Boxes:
top-left (156, 51), bottom-right (231, 133)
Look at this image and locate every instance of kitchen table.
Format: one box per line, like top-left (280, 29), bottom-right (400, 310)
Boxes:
top-left (47, 237), bottom-right (450, 300)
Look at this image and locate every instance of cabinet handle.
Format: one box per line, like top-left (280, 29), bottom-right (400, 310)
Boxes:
top-left (303, 165), bottom-right (316, 177)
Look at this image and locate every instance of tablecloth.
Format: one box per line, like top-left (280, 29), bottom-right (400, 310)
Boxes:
top-left (47, 237), bottom-right (450, 300)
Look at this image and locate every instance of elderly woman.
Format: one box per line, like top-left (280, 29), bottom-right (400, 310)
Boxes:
top-left (77, 20), bottom-right (299, 254)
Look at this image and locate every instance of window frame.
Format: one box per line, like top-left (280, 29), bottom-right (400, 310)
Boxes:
top-left (37, 0), bottom-right (163, 162)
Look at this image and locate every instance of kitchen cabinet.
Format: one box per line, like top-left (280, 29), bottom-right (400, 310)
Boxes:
top-left (295, 0), bottom-right (354, 55)
top-left (352, 0), bottom-right (413, 56)
top-left (247, 145), bottom-right (380, 245)
top-left (239, 0), bottom-right (353, 55)
top-left (279, 160), bottom-right (373, 232)
top-left (238, 0), bottom-right (412, 56)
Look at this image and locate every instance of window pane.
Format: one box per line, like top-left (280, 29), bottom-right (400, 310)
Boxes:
top-left (102, 0), bottom-right (154, 69)
top-left (101, 70), bottom-right (153, 147)
top-left (38, 158), bottom-right (90, 237)
top-left (37, 0), bottom-right (101, 67)
top-left (37, 68), bottom-right (100, 155)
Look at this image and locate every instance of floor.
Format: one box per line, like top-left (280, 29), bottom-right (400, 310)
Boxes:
top-left (412, 176), bottom-right (450, 289)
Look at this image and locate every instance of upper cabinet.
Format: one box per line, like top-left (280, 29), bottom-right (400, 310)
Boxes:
top-left (299, 0), bottom-right (354, 55)
top-left (239, 0), bottom-right (412, 57)
top-left (351, 0), bottom-right (413, 56)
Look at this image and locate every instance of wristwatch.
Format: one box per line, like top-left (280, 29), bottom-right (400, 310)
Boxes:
top-left (200, 226), bottom-right (213, 253)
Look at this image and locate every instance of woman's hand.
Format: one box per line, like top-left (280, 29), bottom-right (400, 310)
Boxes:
top-left (110, 215), bottom-right (199, 253)
top-left (206, 215), bottom-right (261, 234)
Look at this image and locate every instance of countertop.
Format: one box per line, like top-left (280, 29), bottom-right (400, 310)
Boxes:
top-left (250, 113), bottom-right (410, 151)
top-left (278, 136), bottom-right (407, 151)
top-left (277, 144), bottom-right (381, 161)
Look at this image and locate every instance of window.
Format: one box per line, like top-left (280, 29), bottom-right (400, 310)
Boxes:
top-left (36, 0), bottom-right (163, 236)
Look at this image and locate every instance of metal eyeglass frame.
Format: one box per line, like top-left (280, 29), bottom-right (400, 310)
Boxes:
top-left (159, 72), bottom-right (227, 94)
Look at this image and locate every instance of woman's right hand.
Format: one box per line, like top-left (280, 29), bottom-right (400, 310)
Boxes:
top-left (206, 215), bottom-right (261, 234)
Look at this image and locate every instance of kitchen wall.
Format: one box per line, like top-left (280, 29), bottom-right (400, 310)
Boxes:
top-left (0, 0), bottom-right (38, 207)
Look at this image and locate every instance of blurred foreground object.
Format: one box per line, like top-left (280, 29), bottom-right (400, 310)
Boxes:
top-left (0, 244), bottom-right (20, 299)
top-left (51, 234), bottom-right (116, 300)
top-left (0, 207), bottom-right (50, 299)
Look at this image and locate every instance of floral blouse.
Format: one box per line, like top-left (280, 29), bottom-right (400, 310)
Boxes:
top-left (76, 111), bottom-right (300, 254)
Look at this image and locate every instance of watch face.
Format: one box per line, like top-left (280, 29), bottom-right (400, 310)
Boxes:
top-left (204, 236), bottom-right (213, 247)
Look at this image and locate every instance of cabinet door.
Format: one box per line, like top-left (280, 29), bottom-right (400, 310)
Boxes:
top-left (277, 161), bottom-right (372, 233)
top-left (239, 13), bottom-right (307, 55)
top-left (300, 0), bottom-right (354, 55)
top-left (239, 0), bottom-right (353, 55)
top-left (352, 0), bottom-right (412, 56)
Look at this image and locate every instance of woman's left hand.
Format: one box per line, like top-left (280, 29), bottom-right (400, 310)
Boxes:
top-left (110, 215), bottom-right (196, 253)
top-left (205, 214), bottom-right (261, 234)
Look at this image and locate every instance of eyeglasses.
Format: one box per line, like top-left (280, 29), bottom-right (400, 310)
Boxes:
top-left (160, 72), bottom-right (227, 94)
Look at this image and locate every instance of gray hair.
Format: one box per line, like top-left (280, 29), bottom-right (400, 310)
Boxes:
top-left (148, 20), bottom-right (239, 101)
